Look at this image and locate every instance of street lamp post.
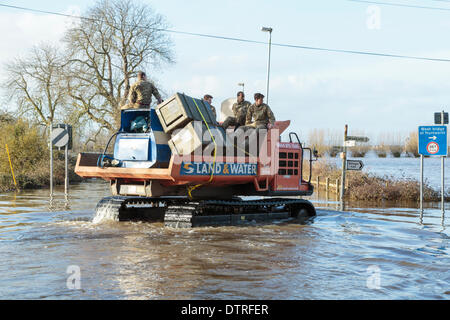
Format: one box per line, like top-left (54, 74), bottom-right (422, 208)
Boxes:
top-left (261, 26), bottom-right (273, 104)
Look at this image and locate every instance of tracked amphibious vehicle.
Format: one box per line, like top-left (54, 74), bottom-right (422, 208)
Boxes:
top-left (75, 93), bottom-right (317, 227)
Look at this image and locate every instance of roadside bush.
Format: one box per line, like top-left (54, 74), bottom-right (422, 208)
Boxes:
top-left (0, 119), bottom-right (48, 174)
top-left (0, 119), bottom-right (82, 192)
top-left (347, 174), bottom-right (439, 201)
top-left (309, 158), bottom-right (442, 202)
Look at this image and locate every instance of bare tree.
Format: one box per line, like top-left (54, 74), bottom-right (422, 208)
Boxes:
top-left (63, 0), bottom-right (174, 130)
top-left (4, 43), bottom-right (66, 127)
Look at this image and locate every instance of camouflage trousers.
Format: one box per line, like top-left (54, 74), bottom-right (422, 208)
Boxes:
top-left (120, 102), bottom-right (150, 110)
top-left (244, 122), bottom-right (268, 130)
top-left (221, 116), bottom-right (240, 130)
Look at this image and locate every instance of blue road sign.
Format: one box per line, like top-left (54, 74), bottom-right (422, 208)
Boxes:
top-left (418, 126), bottom-right (447, 156)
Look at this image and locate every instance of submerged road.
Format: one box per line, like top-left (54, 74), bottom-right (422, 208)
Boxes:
top-left (0, 180), bottom-right (449, 299)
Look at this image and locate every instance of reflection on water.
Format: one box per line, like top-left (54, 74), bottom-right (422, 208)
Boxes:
top-left (0, 180), bottom-right (449, 299)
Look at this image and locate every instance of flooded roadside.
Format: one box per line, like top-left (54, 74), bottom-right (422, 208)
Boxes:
top-left (0, 180), bottom-right (449, 299)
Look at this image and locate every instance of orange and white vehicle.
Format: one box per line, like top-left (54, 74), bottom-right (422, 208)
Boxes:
top-left (75, 100), bottom-right (317, 227)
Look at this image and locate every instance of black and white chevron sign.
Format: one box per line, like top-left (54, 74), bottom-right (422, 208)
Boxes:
top-left (51, 127), bottom-right (69, 148)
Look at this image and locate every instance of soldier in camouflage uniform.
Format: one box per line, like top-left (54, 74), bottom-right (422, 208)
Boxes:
top-left (245, 93), bottom-right (275, 129)
top-left (222, 91), bottom-right (252, 130)
top-left (121, 71), bottom-right (162, 110)
top-left (203, 94), bottom-right (217, 120)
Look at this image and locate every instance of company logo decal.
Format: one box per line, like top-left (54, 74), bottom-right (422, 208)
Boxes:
top-left (180, 162), bottom-right (257, 176)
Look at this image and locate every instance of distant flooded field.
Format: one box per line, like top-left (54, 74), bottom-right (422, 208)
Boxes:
top-left (326, 156), bottom-right (450, 191)
top-left (0, 178), bottom-right (449, 299)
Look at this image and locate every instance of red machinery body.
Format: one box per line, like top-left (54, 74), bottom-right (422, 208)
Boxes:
top-left (75, 106), bottom-right (316, 227)
top-left (75, 121), bottom-right (314, 199)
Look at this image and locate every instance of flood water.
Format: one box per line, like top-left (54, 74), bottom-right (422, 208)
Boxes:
top-left (0, 178), bottom-right (449, 300)
top-left (327, 155), bottom-right (450, 192)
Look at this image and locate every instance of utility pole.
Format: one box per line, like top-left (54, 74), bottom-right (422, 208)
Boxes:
top-left (340, 124), bottom-right (348, 211)
top-left (261, 27), bottom-right (272, 104)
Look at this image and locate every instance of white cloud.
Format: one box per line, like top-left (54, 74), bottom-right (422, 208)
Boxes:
top-left (0, 7), bottom-right (80, 61)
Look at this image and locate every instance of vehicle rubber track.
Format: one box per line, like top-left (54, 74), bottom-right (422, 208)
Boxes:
top-left (94, 196), bottom-right (127, 222)
top-left (94, 196), bottom-right (315, 227)
top-left (94, 196), bottom-right (185, 222)
top-left (164, 198), bottom-right (316, 228)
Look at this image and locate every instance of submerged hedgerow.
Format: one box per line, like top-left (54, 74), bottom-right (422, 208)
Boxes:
top-left (306, 158), bottom-right (442, 202)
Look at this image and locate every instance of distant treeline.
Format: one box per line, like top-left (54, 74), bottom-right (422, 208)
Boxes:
top-left (306, 129), bottom-right (442, 158)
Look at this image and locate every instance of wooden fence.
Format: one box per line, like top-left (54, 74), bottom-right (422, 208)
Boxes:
top-left (309, 176), bottom-right (349, 195)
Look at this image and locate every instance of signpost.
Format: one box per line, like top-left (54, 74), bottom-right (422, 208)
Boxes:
top-left (347, 160), bottom-right (364, 171)
top-left (434, 111), bottom-right (448, 125)
top-left (339, 126), bottom-right (369, 210)
top-left (51, 127), bottom-right (70, 148)
top-left (344, 140), bottom-right (356, 147)
top-left (50, 124), bottom-right (73, 202)
top-left (418, 126), bottom-right (447, 156)
top-left (346, 136), bottom-right (369, 143)
top-left (49, 121), bottom-right (53, 200)
top-left (418, 113), bottom-right (448, 216)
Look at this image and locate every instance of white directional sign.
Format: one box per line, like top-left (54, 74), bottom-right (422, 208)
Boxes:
top-left (346, 136), bottom-right (369, 143)
top-left (344, 140), bottom-right (356, 147)
top-left (51, 127), bottom-right (69, 148)
top-left (347, 160), bottom-right (364, 171)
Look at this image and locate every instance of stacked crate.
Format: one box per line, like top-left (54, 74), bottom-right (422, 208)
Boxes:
top-left (155, 93), bottom-right (225, 156)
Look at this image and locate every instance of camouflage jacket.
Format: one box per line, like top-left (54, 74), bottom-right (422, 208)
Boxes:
top-left (232, 100), bottom-right (252, 125)
top-left (246, 103), bottom-right (275, 126)
top-left (128, 80), bottom-right (161, 106)
top-left (210, 105), bottom-right (217, 120)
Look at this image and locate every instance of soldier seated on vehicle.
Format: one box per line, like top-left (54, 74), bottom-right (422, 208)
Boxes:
top-left (222, 91), bottom-right (252, 130)
top-left (121, 71), bottom-right (163, 110)
top-left (203, 94), bottom-right (217, 120)
top-left (245, 93), bottom-right (275, 130)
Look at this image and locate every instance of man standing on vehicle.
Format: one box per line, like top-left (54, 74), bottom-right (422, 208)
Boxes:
top-left (203, 94), bottom-right (217, 120)
top-left (222, 91), bottom-right (252, 130)
top-left (121, 71), bottom-right (162, 110)
top-left (245, 93), bottom-right (275, 129)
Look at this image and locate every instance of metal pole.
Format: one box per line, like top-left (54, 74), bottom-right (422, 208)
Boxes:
top-left (340, 124), bottom-right (348, 211)
top-left (266, 30), bottom-right (272, 104)
top-left (49, 121), bottom-right (53, 199)
top-left (64, 124), bottom-right (69, 202)
top-left (441, 111), bottom-right (445, 214)
top-left (420, 154), bottom-right (423, 215)
top-left (442, 156), bottom-right (445, 214)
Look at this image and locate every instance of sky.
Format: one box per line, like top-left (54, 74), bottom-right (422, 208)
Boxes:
top-left (1, 0), bottom-right (450, 144)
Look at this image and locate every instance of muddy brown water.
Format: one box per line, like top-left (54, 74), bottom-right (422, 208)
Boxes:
top-left (0, 180), bottom-right (449, 299)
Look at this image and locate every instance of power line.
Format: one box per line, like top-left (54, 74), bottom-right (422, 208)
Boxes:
top-left (1, 3), bottom-right (450, 63)
top-left (346, 0), bottom-right (450, 11)
top-left (425, 0), bottom-right (450, 3)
